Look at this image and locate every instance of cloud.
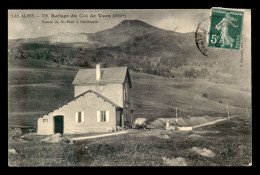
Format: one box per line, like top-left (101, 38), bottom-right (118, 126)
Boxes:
top-left (7, 9), bottom-right (209, 39)
top-left (153, 10), bottom-right (209, 33)
top-left (8, 21), bottom-right (26, 39)
top-left (155, 17), bottom-right (197, 33)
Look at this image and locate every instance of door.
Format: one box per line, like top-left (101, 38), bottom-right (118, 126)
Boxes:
top-left (54, 115), bottom-right (64, 134)
top-left (119, 112), bottom-right (122, 127)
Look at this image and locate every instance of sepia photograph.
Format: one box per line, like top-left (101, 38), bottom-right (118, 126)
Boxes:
top-left (8, 9), bottom-right (252, 166)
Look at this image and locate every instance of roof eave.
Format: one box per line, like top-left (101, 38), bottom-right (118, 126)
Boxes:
top-left (73, 81), bottom-right (125, 85)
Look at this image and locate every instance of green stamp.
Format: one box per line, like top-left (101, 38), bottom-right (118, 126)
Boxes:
top-left (208, 8), bottom-right (244, 50)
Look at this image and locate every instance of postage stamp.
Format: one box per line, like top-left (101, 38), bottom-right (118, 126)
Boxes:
top-left (208, 7), bottom-right (244, 50)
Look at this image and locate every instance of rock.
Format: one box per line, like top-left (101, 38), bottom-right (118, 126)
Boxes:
top-left (134, 118), bottom-right (147, 125)
top-left (188, 134), bottom-right (202, 138)
top-left (146, 124), bottom-right (155, 129)
top-left (69, 140), bottom-right (75, 144)
top-left (163, 157), bottom-right (187, 166)
top-left (8, 149), bottom-right (18, 154)
top-left (156, 132), bottom-right (170, 139)
top-left (190, 147), bottom-right (215, 158)
top-left (14, 128), bottom-right (23, 135)
top-left (201, 148), bottom-right (215, 157)
top-left (162, 157), bottom-right (167, 161)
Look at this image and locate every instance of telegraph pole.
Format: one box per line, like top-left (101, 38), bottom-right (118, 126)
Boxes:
top-left (175, 107), bottom-right (178, 129)
top-left (175, 107), bottom-right (178, 124)
top-left (188, 105), bottom-right (192, 119)
top-left (226, 102), bottom-right (229, 118)
top-left (176, 107), bottom-right (178, 119)
top-left (245, 106), bottom-right (250, 117)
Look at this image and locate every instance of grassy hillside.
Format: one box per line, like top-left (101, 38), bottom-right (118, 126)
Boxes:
top-left (8, 59), bottom-right (77, 127)
top-left (8, 59), bottom-right (251, 128)
top-left (131, 73), bottom-right (250, 122)
top-left (8, 116), bottom-right (252, 166)
top-left (8, 19), bottom-right (250, 85)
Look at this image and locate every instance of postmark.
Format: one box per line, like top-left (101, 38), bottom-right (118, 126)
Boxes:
top-left (208, 7), bottom-right (244, 50)
top-left (195, 17), bottom-right (211, 56)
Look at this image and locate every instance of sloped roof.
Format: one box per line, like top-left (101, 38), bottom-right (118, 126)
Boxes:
top-left (72, 67), bottom-right (132, 87)
top-left (41, 90), bottom-right (122, 117)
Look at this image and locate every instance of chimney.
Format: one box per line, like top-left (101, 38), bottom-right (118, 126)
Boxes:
top-left (96, 64), bottom-right (101, 81)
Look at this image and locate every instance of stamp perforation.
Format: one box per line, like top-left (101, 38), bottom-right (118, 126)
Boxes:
top-left (207, 7), bottom-right (244, 51)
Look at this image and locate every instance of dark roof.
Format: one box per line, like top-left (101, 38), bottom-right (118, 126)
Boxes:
top-left (167, 120), bottom-right (178, 125)
top-left (72, 67), bottom-right (132, 88)
top-left (41, 90), bottom-right (122, 117)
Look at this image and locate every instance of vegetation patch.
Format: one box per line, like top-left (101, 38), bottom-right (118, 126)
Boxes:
top-left (8, 116), bottom-right (251, 166)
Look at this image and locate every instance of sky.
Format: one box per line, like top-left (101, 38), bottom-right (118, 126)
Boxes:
top-left (8, 9), bottom-right (210, 39)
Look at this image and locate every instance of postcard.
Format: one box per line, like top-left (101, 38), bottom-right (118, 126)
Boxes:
top-left (8, 9), bottom-right (251, 166)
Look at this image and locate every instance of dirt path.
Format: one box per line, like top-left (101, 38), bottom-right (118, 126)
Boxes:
top-left (192, 116), bottom-right (238, 129)
top-left (71, 130), bottom-right (131, 141)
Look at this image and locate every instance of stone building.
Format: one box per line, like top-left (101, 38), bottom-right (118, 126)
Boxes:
top-left (37, 64), bottom-right (133, 135)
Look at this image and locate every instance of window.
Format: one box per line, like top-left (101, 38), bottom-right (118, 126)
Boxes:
top-left (75, 111), bottom-right (84, 123)
top-left (43, 119), bottom-right (48, 123)
top-left (97, 111), bottom-right (109, 122)
top-left (78, 112), bottom-right (81, 123)
top-left (101, 111), bottom-right (106, 122)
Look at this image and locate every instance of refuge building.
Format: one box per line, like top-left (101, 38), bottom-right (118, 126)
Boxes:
top-left (37, 64), bottom-right (133, 135)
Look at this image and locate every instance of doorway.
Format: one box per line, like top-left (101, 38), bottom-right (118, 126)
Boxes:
top-left (54, 115), bottom-right (64, 134)
top-left (116, 110), bottom-right (123, 127)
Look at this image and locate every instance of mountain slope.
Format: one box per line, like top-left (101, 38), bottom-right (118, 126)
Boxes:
top-left (88, 20), bottom-right (163, 46)
top-left (8, 59), bottom-right (250, 127)
top-left (8, 19), bottom-right (241, 60)
top-left (131, 72), bottom-right (250, 121)
top-left (8, 19), bottom-right (248, 89)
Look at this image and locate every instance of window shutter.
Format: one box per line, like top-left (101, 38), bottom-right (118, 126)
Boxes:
top-left (97, 111), bottom-right (100, 122)
top-left (75, 112), bottom-right (78, 123)
top-left (82, 111), bottom-right (84, 122)
top-left (106, 111), bottom-right (109, 122)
